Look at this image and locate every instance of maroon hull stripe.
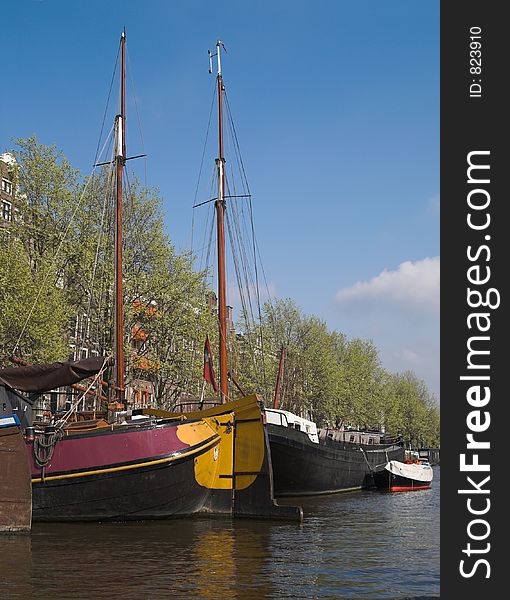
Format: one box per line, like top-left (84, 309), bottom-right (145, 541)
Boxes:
top-left (28, 422), bottom-right (198, 477)
top-left (31, 434), bottom-right (219, 482)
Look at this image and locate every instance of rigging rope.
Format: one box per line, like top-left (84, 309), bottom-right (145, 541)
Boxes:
top-left (126, 44), bottom-right (147, 187)
top-left (57, 357), bottom-right (111, 426)
top-left (83, 131), bottom-right (116, 354)
top-left (224, 93), bottom-right (269, 392)
top-left (94, 46), bottom-right (119, 167)
top-left (191, 82), bottom-right (217, 255)
top-left (33, 357), bottom-right (111, 468)
top-left (188, 83), bottom-right (279, 400)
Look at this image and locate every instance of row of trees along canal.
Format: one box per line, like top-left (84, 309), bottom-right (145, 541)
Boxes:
top-left (0, 138), bottom-right (439, 448)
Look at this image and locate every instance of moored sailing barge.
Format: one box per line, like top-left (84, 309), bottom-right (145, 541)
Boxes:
top-left (0, 33), bottom-right (301, 524)
top-left (0, 357), bottom-right (300, 522)
top-left (265, 408), bottom-right (404, 496)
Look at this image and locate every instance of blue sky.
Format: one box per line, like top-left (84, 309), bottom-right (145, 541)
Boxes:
top-left (1, 1), bottom-right (439, 397)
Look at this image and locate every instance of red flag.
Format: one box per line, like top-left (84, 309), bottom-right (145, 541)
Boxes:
top-left (203, 335), bottom-right (218, 392)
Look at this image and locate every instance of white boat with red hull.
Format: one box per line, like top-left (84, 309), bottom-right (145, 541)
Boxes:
top-left (373, 459), bottom-right (433, 492)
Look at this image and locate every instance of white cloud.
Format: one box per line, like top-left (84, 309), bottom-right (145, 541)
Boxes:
top-left (335, 256), bottom-right (440, 314)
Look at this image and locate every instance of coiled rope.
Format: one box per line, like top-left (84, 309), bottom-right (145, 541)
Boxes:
top-left (33, 428), bottom-right (64, 469)
top-left (32, 357), bottom-right (111, 470)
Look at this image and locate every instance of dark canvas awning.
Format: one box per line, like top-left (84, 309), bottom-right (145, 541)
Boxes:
top-left (0, 357), bottom-right (111, 393)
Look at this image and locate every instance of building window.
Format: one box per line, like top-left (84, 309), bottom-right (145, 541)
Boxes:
top-left (2, 178), bottom-right (12, 196)
top-left (2, 200), bottom-right (12, 222)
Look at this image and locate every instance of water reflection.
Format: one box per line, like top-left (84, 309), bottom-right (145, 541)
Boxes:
top-left (1, 467), bottom-right (439, 599)
top-left (2, 534), bottom-right (32, 599)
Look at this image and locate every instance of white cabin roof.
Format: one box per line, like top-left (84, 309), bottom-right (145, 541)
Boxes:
top-left (265, 408), bottom-right (319, 443)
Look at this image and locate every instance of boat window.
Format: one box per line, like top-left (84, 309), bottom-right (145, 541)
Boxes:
top-left (294, 423), bottom-right (301, 431)
top-left (369, 437), bottom-right (374, 444)
top-left (350, 435), bottom-right (355, 442)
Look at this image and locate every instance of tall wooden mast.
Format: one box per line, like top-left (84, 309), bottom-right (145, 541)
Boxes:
top-left (114, 30), bottom-right (126, 407)
top-left (273, 346), bottom-right (285, 409)
top-left (211, 41), bottom-right (229, 403)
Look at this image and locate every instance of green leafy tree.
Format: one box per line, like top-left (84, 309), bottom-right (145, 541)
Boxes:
top-left (384, 371), bottom-right (440, 447)
top-left (0, 239), bottom-right (70, 362)
top-left (77, 170), bottom-right (217, 407)
top-left (235, 296), bottom-right (440, 445)
top-left (4, 138), bottom-right (216, 408)
top-left (12, 136), bottom-right (82, 269)
top-left (4, 136), bottom-right (441, 443)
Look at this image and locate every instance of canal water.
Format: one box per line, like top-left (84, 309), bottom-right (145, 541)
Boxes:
top-left (2, 466), bottom-right (439, 599)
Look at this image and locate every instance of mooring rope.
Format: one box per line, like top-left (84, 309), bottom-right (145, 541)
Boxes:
top-left (32, 357), bottom-right (111, 469)
top-left (33, 428), bottom-right (65, 469)
top-left (360, 447), bottom-right (374, 474)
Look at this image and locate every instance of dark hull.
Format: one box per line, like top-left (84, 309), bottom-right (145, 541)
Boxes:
top-left (32, 445), bottom-right (217, 521)
top-left (267, 424), bottom-right (404, 496)
top-left (373, 467), bottom-right (432, 492)
top-left (28, 396), bottom-right (303, 522)
top-left (29, 419), bottom-right (221, 521)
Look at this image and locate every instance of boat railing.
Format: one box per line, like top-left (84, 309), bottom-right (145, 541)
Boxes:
top-left (173, 399), bottom-right (223, 413)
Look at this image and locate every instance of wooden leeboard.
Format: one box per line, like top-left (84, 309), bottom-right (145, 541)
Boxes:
top-left (0, 419), bottom-right (32, 533)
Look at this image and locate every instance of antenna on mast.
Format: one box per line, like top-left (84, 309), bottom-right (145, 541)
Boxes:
top-left (208, 40), bottom-right (227, 75)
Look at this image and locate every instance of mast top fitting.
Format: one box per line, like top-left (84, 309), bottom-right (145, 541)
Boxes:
top-left (208, 40), bottom-right (227, 76)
